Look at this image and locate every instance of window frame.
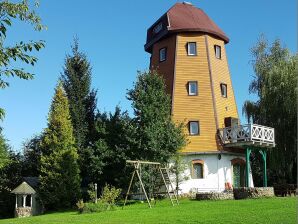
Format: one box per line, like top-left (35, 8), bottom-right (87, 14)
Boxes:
top-left (187, 42), bottom-right (197, 56)
top-left (159, 47), bottom-right (167, 62)
top-left (214, 45), bottom-right (222, 59)
top-left (189, 121), bottom-right (200, 136)
top-left (188, 81), bottom-right (198, 96)
top-left (191, 159), bottom-right (204, 179)
top-left (220, 83), bottom-right (227, 98)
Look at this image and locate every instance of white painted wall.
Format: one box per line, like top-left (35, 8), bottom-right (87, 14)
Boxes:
top-left (172, 153), bottom-right (254, 194)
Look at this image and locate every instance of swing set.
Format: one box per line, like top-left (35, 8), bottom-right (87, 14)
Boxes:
top-left (123, 160), bottom-right (179, 208)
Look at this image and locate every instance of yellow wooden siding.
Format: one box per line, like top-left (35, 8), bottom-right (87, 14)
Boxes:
top-left (173, 34), bottom-right (218, 152)
top-left (206, 36), bottom-right (239, 128)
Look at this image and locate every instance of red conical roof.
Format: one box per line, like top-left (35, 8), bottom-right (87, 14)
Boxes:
top-left (145, 2), bottom-right (229, 53)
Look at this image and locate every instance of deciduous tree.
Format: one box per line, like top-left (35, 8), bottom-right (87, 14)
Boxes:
top-left (127, 70), bottom-right (186, 163)
top-left (0, 0), bottom-right (45, 119)
top-left (243, 36), bottom-right (297, 184)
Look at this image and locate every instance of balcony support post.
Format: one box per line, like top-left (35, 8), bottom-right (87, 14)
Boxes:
top-left (259, 149), bottom-right (267, 187)
top-left (245, 147), bottom-right (251, 187)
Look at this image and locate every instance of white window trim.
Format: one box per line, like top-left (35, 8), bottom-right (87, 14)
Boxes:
top-left (187, 42), bottom-right (197, 56)
top-left (215, 45), bottom-right (221, 59)
top-left (220, 83), bottom-right (227, 98)
top-left (188, 81), bottom-right (198, 96)
top-left (189, 121), bottom-right (199, 135)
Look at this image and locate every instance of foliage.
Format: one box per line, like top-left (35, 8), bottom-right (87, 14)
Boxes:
top-left (0, 131), bottom-right (10, 169)
top-left (77, 201), bottom-right (114, 214)
top-left (101, 184), bottom-right (121, 206)
top-left (21, 134), bottom-right (42, 177)
top-left (0, 151), bottom-right (23, 218)
top-left (242, 36), bottom-right (297, 184)
top-left (0, 0), bottom-right (46, 120)
top-left (61, 39), bottom-right (97, 180)
top-left (89, 107), bottom-right (136, 188)
top-left (76, 199), bottom-right (84, 213)
top-left (39, 82), bottom-right (81, 210)
top-left (87, 183), bottom-right (96, 202)
top-left (127, 70), bottom-right (186, 163)
top-left (169, 154), bottom-right (189, 192)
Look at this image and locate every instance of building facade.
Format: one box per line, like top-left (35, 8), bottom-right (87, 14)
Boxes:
top-left (145, 2), bottom-right (253, 193)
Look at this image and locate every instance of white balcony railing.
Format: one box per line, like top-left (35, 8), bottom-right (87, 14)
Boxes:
top-left (219, 124), bottom-right (275, 147)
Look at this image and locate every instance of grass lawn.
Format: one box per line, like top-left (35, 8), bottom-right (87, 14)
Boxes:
top-left (1, 197), bottom-right (296, 224)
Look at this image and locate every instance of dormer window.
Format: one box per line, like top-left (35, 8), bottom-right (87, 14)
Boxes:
top-left (159, 47), bottom-right (167, 62)
top-left (187, 42), bottom-right (197, 56)
top-left (215, 45), bottom-right (221, 59)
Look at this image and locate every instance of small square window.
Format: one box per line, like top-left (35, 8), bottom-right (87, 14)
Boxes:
top-left (187, 42), bottom-right (197, 56)
top-left (188, 81), bottom-right (198, 96)
top-left (189, 121), bottom-right (199, 135)
top-left (214, 45), bottom-right (221, 59)
top-left (159, 48), bottom-right (166, 62)
top-left (220, 83), bottom-right (227, 98)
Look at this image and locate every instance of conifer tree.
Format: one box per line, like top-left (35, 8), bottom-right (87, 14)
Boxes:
top-left (39, 82), bottom-right (81, 209)
top-left (61, 40), bottom-right (97, 178)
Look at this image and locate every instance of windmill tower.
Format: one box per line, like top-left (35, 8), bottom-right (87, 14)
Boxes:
top-left (145, 2), bottom-right (275, 193)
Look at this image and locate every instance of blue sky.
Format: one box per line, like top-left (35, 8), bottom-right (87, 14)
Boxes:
top-left (1, 0), bottom-right (296, 151)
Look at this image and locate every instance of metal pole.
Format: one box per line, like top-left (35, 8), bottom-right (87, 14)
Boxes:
top-left (262, 150), bottom-right (267, 187)
top-left (245, 147), bottom-right (251, 187)
top-left (94, 183), bottom-right (97, 204)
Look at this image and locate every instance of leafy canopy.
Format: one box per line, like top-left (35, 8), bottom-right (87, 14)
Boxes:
top-left (242, 36), bottom-right (297, 184)
top-left (0, 0), bottom-right (46, 119)
top-left (127, 70), bottom-right (186, 163)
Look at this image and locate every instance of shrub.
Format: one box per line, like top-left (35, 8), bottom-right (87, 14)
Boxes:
top-left (82, 202), bottom-right (111, 213)
top-left (76, 200), bottom-right (84, 214)
top-left (87, 183), bottom-right (96, 202)
top-left (76, 184), bottom-right (121, 214)
top-left (101, 184), bottom-right (121, 206)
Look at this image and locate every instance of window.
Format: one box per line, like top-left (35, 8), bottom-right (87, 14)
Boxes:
top-left (220, 83), bottom-right (227, 98)
top-left (159, 47), bottom-right (167, 62)
top-left (214, 45), bottom-right (221, 59)
top-left (153, 22), bottom-right (163, 34)
top-left (188, 81), bottom-right (198, 96)
top-left (192, 160), bottom-right (204, 179)
top-left (187, 42), bottom-right (197, 56)
top-left (189, 121), bottom-right (199, 135)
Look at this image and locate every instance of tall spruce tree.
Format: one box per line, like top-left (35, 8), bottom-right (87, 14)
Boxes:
top-left (61, 40), bottom-right (97, 178)
top-left (127, 71), bottom-right (186, 163)
top-left (39, 82), bottom-right (81, 209)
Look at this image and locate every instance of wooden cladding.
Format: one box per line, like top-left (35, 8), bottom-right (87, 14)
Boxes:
top-left (150, 33), bottom-right (239, 153)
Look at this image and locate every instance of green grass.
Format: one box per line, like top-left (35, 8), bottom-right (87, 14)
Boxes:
top-left (1, 197), bottom-right (296, 224)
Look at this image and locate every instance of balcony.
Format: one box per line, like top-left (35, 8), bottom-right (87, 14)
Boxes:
top-left (219, 124), bottom-right (275, 148)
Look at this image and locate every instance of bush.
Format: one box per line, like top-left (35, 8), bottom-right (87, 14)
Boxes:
top-left (83, 202), bottom-right (112, 213)
top-left (76, 200), bottom-right (84, 214)
top-left (76, 184), bottom-right (121, 214)
top-left (101, 184), bottom-right (121, 206)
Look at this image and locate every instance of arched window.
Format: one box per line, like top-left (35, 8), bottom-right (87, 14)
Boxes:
top-left (192, 160), bottom-right (204, 179)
